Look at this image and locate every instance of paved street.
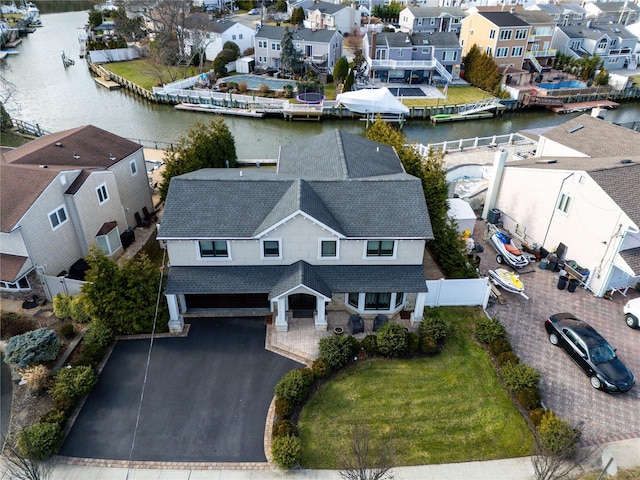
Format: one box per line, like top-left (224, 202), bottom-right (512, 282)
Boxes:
top-left (475, 220), bottom-right (640, 445)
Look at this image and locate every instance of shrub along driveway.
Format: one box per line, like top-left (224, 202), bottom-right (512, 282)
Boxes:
top-left (59, 317), bottom-right (303, 462)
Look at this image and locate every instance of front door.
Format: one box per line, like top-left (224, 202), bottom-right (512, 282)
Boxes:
top-left (289, 293), bottom-right (316, 318)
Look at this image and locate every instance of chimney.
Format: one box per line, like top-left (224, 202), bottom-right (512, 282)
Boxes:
top-left (510, 7), bottom-right (515, 13)
top-left (370, 31), bottom-right (377, 59)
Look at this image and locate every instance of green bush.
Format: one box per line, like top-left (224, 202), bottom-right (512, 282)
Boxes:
top-left (272, 419), bottom-right (297, 438)
top-left (17, 422), bottom-right (63, 460)
top-left (72, 343), bottom-right (106, 369)
top-left (40, 409), bottom-right (67, 428)
top-left (275, 397), bottom-right (294, 418)
top-left (376, 322), bottom-right (408, 358)
top-left (275, 369), bottom-right (312, 406)
top-left (516, 387), bottom-right (541, 410)
top-left (83, 321), bottom-right (115, 350)
top-left (501, 362), bottom-right (540, 393)
top-left (4, 328), bottom-right (61, 368)
top-left (488, 337), bottom-right (512, 357)
top-left (53, 293), bottom-right (73, 319)
top-left (529, 408), bottom-right (546, 427)
top-left (311, 358), bottom-right (331, 379)
top-left (475, 317), bottom-right (507, 344)
top-left (361, 335), bottom-right (378, 356)
top-left (50, 365), bottom-right (97, 411)
top-left (537, 410), bottom-right (580, 456)
top-left (420, 334), bottom-right (439, 355)
top-left (60, 323), bottom-right (75, 339)
top-left (70, 295), bottom-right (91, 323)
top-left (318, 335), bottom-right (358, 370)
top-left (406, 332), bottom-right (420, 353)
top-left (271, 435), bottom-right (301, 469)
top-left (419, 314), bottom-right (448, 344)
top-left (299, 367), bottom-right (315, 386)
top-left (497, 351), bottom-right (520, 367)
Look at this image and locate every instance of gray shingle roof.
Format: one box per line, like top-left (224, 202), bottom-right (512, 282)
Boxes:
top-left (558, 23), bottom-right (636, 40)
top-left (406, 7), bottom-right (465, 18)
top-left (165, 262), bottom-right (428, 295)
top-left (619, 247), bottom-right (640, 276)
top-left (589, 163), bottom-right (640, 227)
top-left (411, 31), bottom-right (461, 47)
top-left (306, 1), bottom-right (347, 14)
top-left (256, 25), bottom-right (339, 43)
top-left (513, 10), bottom-right (555, 25)
top-left (479, 11), bottom-right (530, 27)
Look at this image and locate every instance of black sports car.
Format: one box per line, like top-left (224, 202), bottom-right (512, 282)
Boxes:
top-left (545, 313), bottom-right (635, 393)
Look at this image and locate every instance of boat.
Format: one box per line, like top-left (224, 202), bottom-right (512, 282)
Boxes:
top-left (488, 268), bottom-right (528, 299)
top-left (486, 223), bottom-right (530, 269)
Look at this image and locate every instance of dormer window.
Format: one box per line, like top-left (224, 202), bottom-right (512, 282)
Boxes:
top-left (262, 239), bottom-right (282, 259)
top-left (366, 240), bottom-right (395, 257)
top-left (199, 240), bottom-right (229, 258)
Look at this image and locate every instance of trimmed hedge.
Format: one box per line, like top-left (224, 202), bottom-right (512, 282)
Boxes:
top-left (537, 410), bottom-right (580, 456)
top-left (273, 419), bottom-right (297, 438)
top-left (360, 335), bottom-right (378, 356)
top-left (275, 397), bottom-right (294, 419)
top-left (488, 337), bottom-right (512, 356)
top-left (271, 435), bottom-right (301, 469)
top-left (50, 365), bottom-right (97, 412)
top-left (311, 358), bottom-right (331, 379)
top-left (501, 362), bottom-right (540, 393)
top-left (475, 317), bottom-right (507, 344)
top-left (497, 351), bottom-right (520, 367)
top-left (275, 369), bottom-right (313, 406)
top-left (17, 422), bottom-right (63, 461)
top-left (318, 335), bottom-right (359, 370)
top-left (516, 387), bottom-right (541, 410)
top-left (53, 293), bottom-right (73, 319)
top-left (376, 322), bottom-right (408, 358)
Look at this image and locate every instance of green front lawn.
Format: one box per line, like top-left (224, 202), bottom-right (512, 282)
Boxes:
top-left (401, 85), bottom-right (491, 108)
top-left (298, 307), bottom-right (533, 468)
top-left (103, 59), bottom-right (202, 91)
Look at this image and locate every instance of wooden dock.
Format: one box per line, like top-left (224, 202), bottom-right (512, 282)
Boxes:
top-left (549, 100), bottom-right (619, 114)
top-left (175, 103), bottom-right (265, 118)
top-left (431, 112), bottom-right (495, 123)
top-left (93, 77), bottom-right (120, 90)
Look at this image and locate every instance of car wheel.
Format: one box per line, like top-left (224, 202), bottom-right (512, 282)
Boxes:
top-left (548, 333), bottom-right (559, 345)
top-left (590, 376), bottom-right (602, 390)
top-left (496, 254), bottom-right (504, 264)
top-left (626, 314), bottom-right (639, 329)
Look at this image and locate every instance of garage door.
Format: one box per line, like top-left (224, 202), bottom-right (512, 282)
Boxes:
top-left (185, 294), bottom-right (269, 309)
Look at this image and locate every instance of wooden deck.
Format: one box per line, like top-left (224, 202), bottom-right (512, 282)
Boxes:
top-left (549, 99), bottom-right (619, 114)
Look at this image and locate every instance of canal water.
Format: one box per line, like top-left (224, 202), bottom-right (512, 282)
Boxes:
top-left (2, 10), bottom-right (640, 159)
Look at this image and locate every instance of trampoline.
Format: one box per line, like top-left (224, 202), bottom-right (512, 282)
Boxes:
top-left (296, 92), bottom-right (326, 104)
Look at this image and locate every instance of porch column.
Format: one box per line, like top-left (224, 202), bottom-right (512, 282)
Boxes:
top-left (411, 292), bottom-right (427, 327)
top-left (314, 297), bottom-right (327, 331)
top-left (275, 297), bottom-right (288, 332)
top-left (166, 294), bottom-right (184, 333)
top-left (178, 294), bottom-right (187, 312)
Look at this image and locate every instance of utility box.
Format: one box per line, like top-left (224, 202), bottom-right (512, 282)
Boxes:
top-left (487, 208), bottom-right (501, 225)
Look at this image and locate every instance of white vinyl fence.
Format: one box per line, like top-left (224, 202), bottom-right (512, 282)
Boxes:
top-left (425, 278), bottom-right (491, 308)
top-left (41, 275), bottom-right (85, 301)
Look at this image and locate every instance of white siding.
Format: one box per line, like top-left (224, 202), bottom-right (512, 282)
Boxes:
top-left (111, 151), bottom-right (154, 229)
top-left (0, 230), bottom-right (29, 256)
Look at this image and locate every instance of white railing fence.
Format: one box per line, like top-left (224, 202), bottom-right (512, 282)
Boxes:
top-left (412, 133), bottom-right (535, 157)
top-left (42, 275), bottom-right (85, 301)
top-left (425, 278), bottom-right (491, 308)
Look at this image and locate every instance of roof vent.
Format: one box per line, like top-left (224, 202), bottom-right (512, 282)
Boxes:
top-left (535, 159), bottom-right (558, 164)
top-left (73, 151), bottom-right (80, 159)
top-left (54, 142), bottom-right (63, 147)
top-left (567, 125), bottom-right (583, 133)
top-left (109, 153), bottom-right (116, 161)
top-left (620, 159), bottom-right (633, 164)
top-left (39, 165), bottom-right (48, 168)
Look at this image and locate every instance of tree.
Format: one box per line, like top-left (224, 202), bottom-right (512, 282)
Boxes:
top-left (213, 48), bottom-right (237, 76)
top-left (290, 6), bottom-right (305, 25)
top-left (159, 118), bottom-right (237, 201)
top-left (88, 10), bottom-right (103, 29)
top-left (343, 68), bottom-right (355, 92)
top-left (339, 423), bottom-right (395, 480)
top-left (576, 54), bottom-right (603, 81)
top-left (223, 41), bottom-right (241, 59)
top-left (280, 27), bottom-right (303, 77)
top-left (4, 329), bottom-right (60, 369)
top-left (462, 44), bottom-right (502, 95)
top-left (82, 247), bottom-right (168, 334)
top-left (334, 56), bottom-right (349, 83)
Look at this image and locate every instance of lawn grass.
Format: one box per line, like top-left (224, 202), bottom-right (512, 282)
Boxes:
top-left (297, 306), bottom-right (533, 468)
top-left (401, 85), bottom-right (491, 108)
top-left (103, 59), bottom-right (202, 91)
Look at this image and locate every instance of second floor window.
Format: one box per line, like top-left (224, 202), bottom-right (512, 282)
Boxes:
top-left (499, 29), bottom-right (512, 40)
top-left (366, 240), bottom-right (394, 257)
top-left (489, 29), bottom-right (496, 39)
top-left (496, 47), bottom-right (508, 57)
top-left (515, 29), bottom-right (528, 40)
top-left (96, 184), bottom-right (109, 204)
top-left (320, 240), bottom-right (337, 257)
top-left (597, 39), bottom-right (607, 50)
top-left (199, 240), bottom-right (229, 258)
top-left (511, 46), bottom-right (523, 56)
top-left (271, 43), bottom-right (281, 51)
top-left (262, 239), bottom-right (281, 258)
top-left (258, 40), bottom-right (267, 48)
top-left (557, 193), bottom-right (572, 214)
top-left (130, 159), bottom-right (137, 176)
top-left (49, 206), bottom-right (68, 230)
top-left (442, 50), bottom-right (458, 61)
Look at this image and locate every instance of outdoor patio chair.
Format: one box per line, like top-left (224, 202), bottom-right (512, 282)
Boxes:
top-left (349, 314), bottom-right (364, 334)
top-left (373, 314), bottom-right (388, 332)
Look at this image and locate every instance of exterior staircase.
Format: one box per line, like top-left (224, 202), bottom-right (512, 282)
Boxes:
top-left (457, 97), bottom-right (501, 115)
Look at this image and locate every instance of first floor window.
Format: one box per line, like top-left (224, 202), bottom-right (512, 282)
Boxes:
top-left (199, 240), bottom-right (229, 257)
top-left (95, 227), bottom-right (121, 255)
top-left (263, 240), bottom-right (280, 258)
top-left (365, 293), bottom-right (391, 310)
top-left (395, 292), bottom-right (404, 308)
top-left (348, 292), bottom-right (359, 308)
top-left (496, 47), bottom-right (508, 58)
top-left (367, 240), bottom-right (394, 257)
top-left (1, 277), bottom-right (30, 290)
top-left (49, 206), bottom-right (68, 230)
top-left (511, 46), bottom-right (523, 57)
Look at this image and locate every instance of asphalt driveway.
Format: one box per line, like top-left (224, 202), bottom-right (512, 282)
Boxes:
top-left (59, 317), bottom-right (302, 462)
top-left (476, 220), bottom-right (640, 444)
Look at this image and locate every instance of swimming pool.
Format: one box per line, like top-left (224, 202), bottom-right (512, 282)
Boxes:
top-left (538, 80), bottom-right (587, 90)
top-left (220, 74), bottom-right (296, 91)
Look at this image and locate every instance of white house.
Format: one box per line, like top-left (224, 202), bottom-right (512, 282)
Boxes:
top-left (0, 126), bottom-right (154, 299)
top-left (183, 14), bottom-right (255, 61)
top-left (486, 113), bottom-right (640, 298)
top-left (304, 1), bottom-right (361, 34)
top-left (157, 130), bottom-right (433, 333)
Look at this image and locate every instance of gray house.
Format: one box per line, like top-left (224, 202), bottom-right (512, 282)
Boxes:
top-left (305, 1), bottom-right (361, 34)
top-left (254, 25), bottom-right (343, 74)
top-left (0, 126), bottom-right (154, 298)
top-left (398, 7), bottom-right (466, 35)
top-left (158, 131), bottom-right (433, 333)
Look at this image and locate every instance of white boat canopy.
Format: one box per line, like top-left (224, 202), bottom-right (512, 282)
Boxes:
top-left (335, 87), bottom-right (410, 115)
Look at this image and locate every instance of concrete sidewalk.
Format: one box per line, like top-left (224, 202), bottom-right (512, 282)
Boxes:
top-left (44, 437), bottom-right (640, 480)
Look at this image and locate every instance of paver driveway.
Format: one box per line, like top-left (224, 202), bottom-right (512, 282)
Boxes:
top-left (476, 221), bottom-right (640, 445)
top-left (59, 317), bottom-right (303, 462)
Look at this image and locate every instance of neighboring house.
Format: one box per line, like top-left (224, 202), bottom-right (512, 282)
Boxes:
top-left (254, 25), bottom-right (343, 74)
top-left (527, 3), bottom-right (586, 27)
top-left (183, 14), bottom-right (255, 62)
top-left (460, 11), bottom-right (532, 71)
top-left (513, 10), bottom-right (557, 71)
top-left (304, 1), bottom-right (361, 34)
top-left (0, 126), bottom-right (154, 298)
top-left (583, 1), bottom-right (640, 27)
top-left (362, 31), bottom-right (460, 83)
top-left (551, 23), bottom-right (637, 71)
top-left (487, 114), bottom-right (640, 298)
top-left (398, 7), bottom-right (466, 34)
top-left (157, 131), bottom-right (433, 333)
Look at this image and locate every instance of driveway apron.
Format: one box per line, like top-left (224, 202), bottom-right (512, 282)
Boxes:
top-left (59, 317), bottom-right (303, 462)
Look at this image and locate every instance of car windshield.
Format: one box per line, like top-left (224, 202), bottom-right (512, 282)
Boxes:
top-left (589, 343), bottom-right (616, 364)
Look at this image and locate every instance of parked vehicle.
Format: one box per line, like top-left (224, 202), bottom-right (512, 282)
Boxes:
top-left (545, 313), bottom-right (635, 393)
top-left (248, 8), bottom-right (260, 14)
top-left (623, 298), bottom-right (640, 329)
top-left (486, 223), bottom-right (530, 269)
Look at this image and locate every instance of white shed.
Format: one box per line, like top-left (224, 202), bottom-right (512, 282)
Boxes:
top-left (447, 198), bottom-right (476, 236)
top-left (236, 56), bottom-right (255, 74)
